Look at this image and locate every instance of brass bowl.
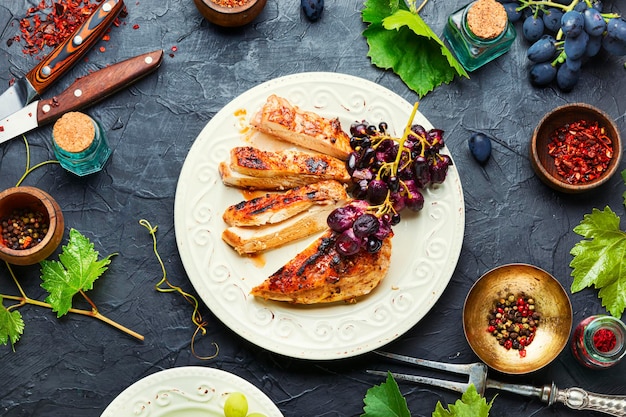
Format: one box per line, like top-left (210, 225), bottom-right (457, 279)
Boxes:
top-left (463, 263), bottom-right (572, 374)
top-left (193, 0), bottom-right (267, 27)
top-left (0, 186), bottom-right (64, 266)
top-left (530, 103), bottom-right (622, 194)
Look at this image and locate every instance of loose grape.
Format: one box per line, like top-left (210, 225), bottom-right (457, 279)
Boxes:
top-left (224, 392), bottom-right (248, 417)
top-left (468, 132), bottom-right (492, 164)
top-left (301, 0), bottom-right (324, 21)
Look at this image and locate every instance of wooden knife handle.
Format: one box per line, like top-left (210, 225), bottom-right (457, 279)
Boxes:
top-left (37, 49), bottom-right (164, 125)
top-left (25, 0), bottom-right (124, 95)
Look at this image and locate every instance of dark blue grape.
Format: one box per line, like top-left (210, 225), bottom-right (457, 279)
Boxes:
top-left (574, 2), bottom-right (588, 12)
top-left (527, 35), bottom-right (557, 62)
top-left (542, 8), bottom-right (563, 32)
top-left (327, 205), bottom-right (361, 232)
top-left (468, 132), bottom-right (492, 164)
top-left (556, 63), bottom-right (580, 91)
top-left (583, 8), bottom-right (606, 36)
top-left (367, 179), bottom-right (389, 205)
top-left (365, 236), bottom-right (383, 253)
top-left (529, 62), bottom-right (557, 86)
top-left (352, 213), bottom-right (379, 238)
top-left (301, 0), bottom-right (324, 22)
top-left (523, 15), bottom-right (545, 42)
top-left (561, 11), bottom-right (584, 37)
top-left (606, 18), bottom-right (626, 43)
top-left (590, 0), bottom-right (603, 12)
top-left (502, 2), bottom-right (522, 23)
top-left (564, 31), bottom-right (589, 60)
top-left (602, 35), bottom-right (626, 56)
top-left (565, 57), bottom-right (582, 71)
top-left (585, 34), bottom-right (603, 57)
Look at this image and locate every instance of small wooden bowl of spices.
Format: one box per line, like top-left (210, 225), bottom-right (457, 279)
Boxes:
top-left (463, 264), bottom-right (572, 374)
top-left (193, 0), bottom-right (267, 27)
top-left (0, 186), bottom-right (64, 266)
top-left (530, 103), bottom-right (622, 193)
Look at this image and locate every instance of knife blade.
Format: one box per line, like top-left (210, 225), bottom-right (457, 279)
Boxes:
top-left (0, 0), bottom-right (125, 120)
top-left (0, 49), bottom-right (164, 145)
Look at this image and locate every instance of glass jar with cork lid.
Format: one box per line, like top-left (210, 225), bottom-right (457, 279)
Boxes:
top-left (52, 112), bottom-right (112, 176)
top-left (443, 0), bottom-right (516, 71)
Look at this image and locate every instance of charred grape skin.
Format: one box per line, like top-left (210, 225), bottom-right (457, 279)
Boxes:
top-left (352, 213), bottom-right (379, 238)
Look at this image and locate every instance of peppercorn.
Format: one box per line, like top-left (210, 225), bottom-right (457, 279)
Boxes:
top-left (0, 208), bottom-right (49, 250)
top-left (486, 292), bottom-right (540, 357)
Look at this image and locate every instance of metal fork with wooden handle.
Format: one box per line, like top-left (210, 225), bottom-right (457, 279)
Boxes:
top-left (368, 351), bottom-right (626, 417)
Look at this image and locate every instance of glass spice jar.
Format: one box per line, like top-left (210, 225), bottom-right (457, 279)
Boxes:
top-left (52, 112), bottom-right (112, 176)
top-left (443, 0), bottom-right (516, 72)
top-left (571, 315), bottom-right (626, 369)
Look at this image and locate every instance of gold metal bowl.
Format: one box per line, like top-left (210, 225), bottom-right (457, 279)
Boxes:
top-left (463, 263), bottom-right (572, 374)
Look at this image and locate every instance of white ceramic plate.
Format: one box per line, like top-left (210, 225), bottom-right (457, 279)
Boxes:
top-left (100, 366), bottom-right (283, 417)
top-left (174, 72), bottom-right (465, 360)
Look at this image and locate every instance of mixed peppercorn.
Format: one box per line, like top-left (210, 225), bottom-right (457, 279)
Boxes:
top-left (0, 208), bottom-right (49, 250)
top-left (487, 293), bottom-right (540, 357)
top-left (547, 119), bottom-right (613, 185)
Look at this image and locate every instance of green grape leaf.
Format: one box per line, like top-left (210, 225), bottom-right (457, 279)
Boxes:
top-left (0, 296), bottom-right (25, 347)
top-left (432, 384), bottom-right (493, 417)
top-left (40, 229), bottom-right (115, 317)
top-left (570, 207), bottom-right (626, 317)
top-left (362, 0), bottom-right (468, 98)
top-left (361, 372), bottom-right (411, 417)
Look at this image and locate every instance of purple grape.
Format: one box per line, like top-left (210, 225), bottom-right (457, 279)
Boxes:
top-left (327, 205), bottom-right (362, 232)
top-left (430, 155), bottom-right (451, 184)
top-left (335, 229), bottom-right (361, 256)
top-left (365, 236), bottom-right (383, 253)
top-left (427, 129), bottom-right (445, 151)
top-left (350, 122), bottom-right (368, 138)
top-left (352, 213), bottom-right (380, 238)
top-left (405, 189), bottom-right (425, 212)
top-left (413, 156), bottom-right (431, 188)
top-left (367, 179), bottom-right (389, 205)
top-left (390, 192), bottom-right (406, 212)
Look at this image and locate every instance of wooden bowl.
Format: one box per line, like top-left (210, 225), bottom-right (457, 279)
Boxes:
top-left (193, 0), bottom-right (267, 27)
top-left (0, 186), bottom-right (64, 266)
top-left (463, 264), bottom-right (572, 374)
top-left (530, 103), bottom-right (622, 193)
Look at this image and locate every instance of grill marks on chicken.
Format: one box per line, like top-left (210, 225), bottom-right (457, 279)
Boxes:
top-left (250, 94), bottom-right (352, 160)
top-left (221, 181), bottom-right (348, 254)
top-left (250, 230), bottom-right (392, 304)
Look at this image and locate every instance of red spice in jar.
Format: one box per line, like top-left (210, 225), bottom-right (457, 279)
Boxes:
top-left (547, 119), bottom-right (613, 185)
top-left (594, 328), bottom-right (617, 353)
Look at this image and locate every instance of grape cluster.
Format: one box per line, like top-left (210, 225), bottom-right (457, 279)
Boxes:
top-left (504, 0), bottom-right (625, 91)
top-left (326, 109), bottom-right (452, 257)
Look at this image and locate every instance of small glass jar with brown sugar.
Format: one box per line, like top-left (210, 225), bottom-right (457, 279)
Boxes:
top-left (52, 112), bottom-right (111, 176)
top-left (443, 0), bottom-right (517, 71)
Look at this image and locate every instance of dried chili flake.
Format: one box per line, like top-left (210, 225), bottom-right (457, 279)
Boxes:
top-left (15, 1), bottom-right (121, 57)
top-left (211, 0), bottom-right (251, 7)
top-left (547, 119), bottom-right (613, 185)
top-left (133, 23), bottom-right (140, 29)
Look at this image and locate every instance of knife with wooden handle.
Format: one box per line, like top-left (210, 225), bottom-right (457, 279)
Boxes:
top-left (0, 0), bottom-right (125, 119)
top-left (0, 49), bottom-right (164, 144)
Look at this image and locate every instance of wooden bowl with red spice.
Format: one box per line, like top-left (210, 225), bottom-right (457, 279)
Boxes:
top-left (0, 186), bottom-right (64, 266)
top-left (193, 0), bottom-right (267, 27)
top-left (530, 103), bottom-right (622, 194)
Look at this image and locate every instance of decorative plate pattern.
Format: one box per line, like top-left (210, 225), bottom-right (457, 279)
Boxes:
top-left (100, 367), bottom-right (283, 417)
top-left (174, 72), bottom-right (465, 360)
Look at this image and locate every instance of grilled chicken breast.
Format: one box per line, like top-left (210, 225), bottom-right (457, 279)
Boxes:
top-left (219, 147), bottom-right (350, 190)
top-left (222, 205), bottom-right (341, 255)
top-left (222, 180), bottom-right (348, 227)
top-left (250, 230), bottom-right (393, 304)
top-left (250, 94), bottom-right (352, 160)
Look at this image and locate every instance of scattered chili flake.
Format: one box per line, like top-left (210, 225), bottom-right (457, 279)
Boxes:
top-left (133, 23), bottom-right (140, 29)
top-left (171, 45), bottom-right (178, 52)
top-left (102, 34), bottom-right (110, 41)
top-left (0, 126), bottom-right (4, 132)
top-left (487, 292), bottom-right (540, 358)
top-left (593, 328), bottom-right (617, 353)
top-left (547, 119), bottom-right (613, 185)
top-left (99, 46), bottom-right (106, 52)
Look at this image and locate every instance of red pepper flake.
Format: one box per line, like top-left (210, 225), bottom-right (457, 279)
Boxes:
top-left (102, 34), bottom-right (110, 41)
top-left (0, 126), bottom-right (4, 132)
top-left (14, 1), bottom-right (124, 57)
top-left (547, 119), bottom-right (613, 185)
top-left (171, 45), bottom-right (178, 52)
top-left (99, 46), bottom-right (106, 52)
top-left (211, 0), bottom-right (250, 7)
top-left (133, 23), bottom-right (140, 29)
top-left (593, 328), bottom-right (617, 353)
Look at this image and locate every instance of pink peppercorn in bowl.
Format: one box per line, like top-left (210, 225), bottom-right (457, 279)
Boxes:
top-left (193, 0), bottom-right (267, 27)
top-left (0, 186), bottom-right (64, 266)
top-left (530, 103), bottom-right (622, 194)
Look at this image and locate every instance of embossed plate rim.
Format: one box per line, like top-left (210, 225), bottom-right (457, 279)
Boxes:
top-left (174, 72), bottom-right (465, 360)
top-left (100, 366), bottom-right (284, 417)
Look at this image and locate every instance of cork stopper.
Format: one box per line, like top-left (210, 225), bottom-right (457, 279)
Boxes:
top-left (466, 0), bottom-right (508, 40)
top-left (52, 112), bottom-right (95, 153)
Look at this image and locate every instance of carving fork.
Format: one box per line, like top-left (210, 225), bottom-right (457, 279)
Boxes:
top-left (367, 351), bottom-right (626, 417)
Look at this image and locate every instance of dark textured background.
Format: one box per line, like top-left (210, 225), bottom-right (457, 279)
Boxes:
top-left (1, 1), bottom-right (625, 416)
